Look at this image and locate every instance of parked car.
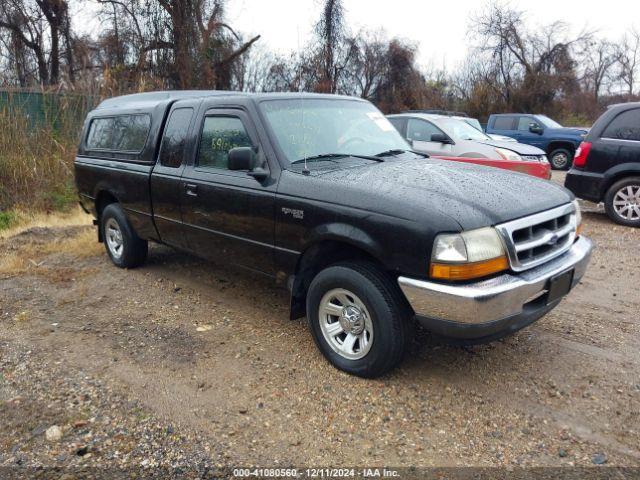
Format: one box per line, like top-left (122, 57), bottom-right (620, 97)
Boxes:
top-left (404, 110), bottom-right (517, 142)
top-left (457, 116), bottom-right (517, 143)
top-left (75, 91), bottom-right (592, 378)
top-left (565, 102), bottom-right (640, 227)
top-left (387, 112), bottom-right (548, 163)
top-left (486, 113), bottom-right (588, 170)
top-left (435, 155), bottom-right (550, 179)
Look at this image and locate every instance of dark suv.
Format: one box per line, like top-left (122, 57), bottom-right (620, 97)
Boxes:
top-left (565, 103), bottom-right (640, 227)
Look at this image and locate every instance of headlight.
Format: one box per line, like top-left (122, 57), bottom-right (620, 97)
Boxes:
top-left (573, 199), bottom-right (583, 235)
top-left (431, 227), bottom-right (509, 281)
top-left (495, 148), bottom-right (522, 161)
top-left (540, 155), bottom-right (549, 163)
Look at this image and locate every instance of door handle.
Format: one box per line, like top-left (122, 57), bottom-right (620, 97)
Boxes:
top-left (185, 183), bottom-right (198, 196)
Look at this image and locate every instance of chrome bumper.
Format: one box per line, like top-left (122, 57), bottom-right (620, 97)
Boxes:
top-left (398, 236), bottom-right (593, 325)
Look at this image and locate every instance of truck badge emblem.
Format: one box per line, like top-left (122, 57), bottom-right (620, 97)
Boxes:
top-left (282, 207), bottom-right (304, 219)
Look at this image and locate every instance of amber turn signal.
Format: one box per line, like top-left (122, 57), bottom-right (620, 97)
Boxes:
top-left (430, 256), bottom-right (509, 281)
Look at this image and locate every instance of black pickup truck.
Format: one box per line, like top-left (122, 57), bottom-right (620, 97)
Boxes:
top-left (75, 91), bottom-right (593, 378)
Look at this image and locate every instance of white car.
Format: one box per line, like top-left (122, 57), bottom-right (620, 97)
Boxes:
top-left (387, 113), bottom-right (547, 162)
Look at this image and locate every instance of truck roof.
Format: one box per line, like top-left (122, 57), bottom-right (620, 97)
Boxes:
top-left (95, 90), bottom-right (363, 110)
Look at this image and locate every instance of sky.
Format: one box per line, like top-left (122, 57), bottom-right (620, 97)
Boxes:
top-left (76, 0), bottom-right (640, 71)
top-left (224, 0), bottom-right (639, 70)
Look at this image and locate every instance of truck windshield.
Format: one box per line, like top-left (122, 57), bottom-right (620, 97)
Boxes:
top-left (259, 98), bottom-right (410, 166)
top-left (536, 115), bottom-right (563, 128)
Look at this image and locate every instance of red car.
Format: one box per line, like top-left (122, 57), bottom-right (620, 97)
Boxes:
top-left (433, 156), bottom-right (552, 180)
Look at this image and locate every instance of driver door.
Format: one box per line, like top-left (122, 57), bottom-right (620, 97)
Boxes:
top-left (180, 106), bottom-right (278, 275)
top-left (515, 116), bottom-right (545, 148)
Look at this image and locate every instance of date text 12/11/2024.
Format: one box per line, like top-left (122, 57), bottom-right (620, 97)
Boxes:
top-left (232, 468), bottom-right (400, 478)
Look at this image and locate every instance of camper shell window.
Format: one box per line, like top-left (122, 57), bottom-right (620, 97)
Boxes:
top-left (86, 114), bottom-right (151, 153)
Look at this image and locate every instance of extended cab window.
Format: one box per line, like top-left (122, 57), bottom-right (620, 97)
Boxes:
top-left (86, 114), bottom-right (151, 152)
top-left (197, 116), bottom-right (252, 170)
top-left (159, 108), bottom-right (193, 168)
top-left (493, 116), bottom-right (515, 130)
top-left (407, 119), bottom-right (443, 142)
top-left (602, 109), bottom-right (640, 141)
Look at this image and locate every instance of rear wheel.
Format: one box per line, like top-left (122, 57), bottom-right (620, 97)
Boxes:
top-left (306, 262), bottom-right (413, 378)
top-left (549, 148), bottom-right (572, 170)
top-left (101, 203), bottom-right (148, 268)
top-left (604, 177), bottom-right (640, 227)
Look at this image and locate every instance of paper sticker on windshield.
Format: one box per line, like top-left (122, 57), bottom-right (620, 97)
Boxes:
top-left (367, 112), bottom-right (394, 132)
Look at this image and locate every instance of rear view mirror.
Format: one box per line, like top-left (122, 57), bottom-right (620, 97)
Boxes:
top-left (228, 147), bottom-right (257, 171)
top-left (529, 123), bottom-right (543, 134)
top-left (430, 133), bottom-right (451, 144)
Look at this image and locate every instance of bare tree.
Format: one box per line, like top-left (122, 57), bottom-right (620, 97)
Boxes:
top-left (580, 38), bottom-right (617, 101)
top-left (470, 2), bottom-right (587, 113)
top-left (0, 0), bottom-right (50, 85)
top-left (95, 0), bottom-right (260, 89)
top-left (346, 29), bottom-right (389, 99)
top-left (0, 0), bottom-right (73, 86)
top-left (232, 43), bottom-right (275, 92)
top-left (313, 0), bottom-right (355, 93)
top-left (616, 27), bottom-right (640, 97)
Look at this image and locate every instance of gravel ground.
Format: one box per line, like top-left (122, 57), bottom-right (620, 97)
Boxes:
top-left (1, 171), bottom-right (639, 475)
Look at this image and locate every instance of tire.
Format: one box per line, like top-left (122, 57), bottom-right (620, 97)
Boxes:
top-left (306, 261), bottom-right (413, 378)
top-left (101, 203), bottom-right (148, 268)
top-left (604, 177), bottom-right (640, 227)
top-left (549, 148), bottom-right (572, 170)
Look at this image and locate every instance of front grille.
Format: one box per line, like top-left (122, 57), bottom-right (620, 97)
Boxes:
top-left (522, 155), bottom-right (544, 162)
top-left (496, 203), bottom-right (578, 271)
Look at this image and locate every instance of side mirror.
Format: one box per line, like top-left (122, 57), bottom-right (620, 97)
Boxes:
top-left (430, 133), bottom-right (451, 144)
top-left (529, 123), bottom-right (543, 134)
top-left (228, 146), bottom-right (269, 181)
top-left (228, 147), bottom-right (257, 171)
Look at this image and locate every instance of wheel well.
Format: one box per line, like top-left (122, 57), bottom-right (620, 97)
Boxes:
top-left (602, 172), bottom-right (640, 199)
top-left (546, 142), bottom-right (575, 156)
top-left (96, 191), bottom-right (118, 217)
top-left (95, 191), bottom-right (118, 242)
top-left (289, 240), bottom-right (381, 320)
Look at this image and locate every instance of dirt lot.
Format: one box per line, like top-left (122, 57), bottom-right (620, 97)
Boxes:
top-left (1, 171), bottom-right (639, 473)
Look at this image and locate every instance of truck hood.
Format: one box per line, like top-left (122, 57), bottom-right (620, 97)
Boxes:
top-left (302, 158), bottom-right (573, 230)
top-left (479, 139), bottom-right (546, 155)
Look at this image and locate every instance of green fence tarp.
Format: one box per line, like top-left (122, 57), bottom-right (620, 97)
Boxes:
top-left (0, 90), bottom-right (98, 132)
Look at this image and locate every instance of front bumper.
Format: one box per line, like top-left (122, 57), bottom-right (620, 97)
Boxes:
top-left (397, 236), bottom-right (593, 341)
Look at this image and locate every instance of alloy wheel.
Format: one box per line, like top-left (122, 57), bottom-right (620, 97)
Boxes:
top-left (105, 217), bottom-right (124, 259)
top-left (318, 288), bottom-right (374, 360)
top-left (551, 152), bottom-right (569, 169)
top-left (613, 185), bottom-right (640, 221)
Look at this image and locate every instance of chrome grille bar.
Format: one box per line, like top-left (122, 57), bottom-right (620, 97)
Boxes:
top-left (496, 203), bottom-right (578, 272)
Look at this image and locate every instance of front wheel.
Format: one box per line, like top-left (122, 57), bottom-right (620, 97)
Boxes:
top-left (549, 148), bottom-right (572, 170)
top-left (101, 203), bottom-right (148, 268)
top-left (306, 262), bottom-right (413, 378)
top-left (604, 177), bottom-right (640, 227)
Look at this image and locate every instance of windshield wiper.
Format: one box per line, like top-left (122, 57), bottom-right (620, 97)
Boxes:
top-left (290, 153), bottom-right (384, 165)
top-left (375, 149), bottom-right (408, 157)
top-left (375, 148), bottom-right (429, 158)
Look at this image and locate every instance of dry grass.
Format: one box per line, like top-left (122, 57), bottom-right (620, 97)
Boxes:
top-left (0, 207), bottom-right (92, 239)
top-left (0, 91), bottom-right (90, 211)
top-left (0, 207), bottom-right (101, 276)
